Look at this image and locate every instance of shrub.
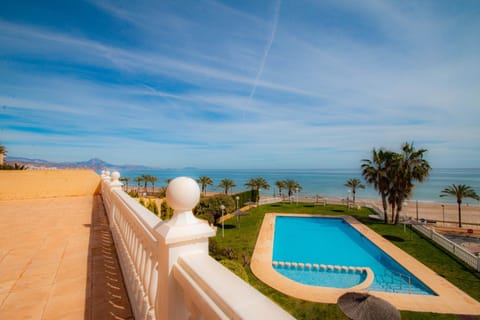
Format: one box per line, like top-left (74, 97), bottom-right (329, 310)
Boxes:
top-left (161, 200), bottom-right (174, 220)
top-left (219, 259), bottom-right (249, 283)
top-left (232, 190), bottom-right (258, 207)
top-left (146, 199), bottom-right (159, 215)
top-left (128, 190), bottom-right (139, 198)
top-left (138, 198), bottom-right (160, 216)
top-left (195, 194), bottom-right (235, 222)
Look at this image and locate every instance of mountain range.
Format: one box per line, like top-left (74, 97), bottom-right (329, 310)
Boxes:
top-left (6, 156), bottom-right (152, 171)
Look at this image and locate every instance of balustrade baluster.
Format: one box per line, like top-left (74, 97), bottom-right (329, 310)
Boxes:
top-left (102, 172), bottom-right (293, 320)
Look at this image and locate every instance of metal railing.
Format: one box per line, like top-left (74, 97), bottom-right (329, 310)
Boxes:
top-left (383, 269), bottom-right (411, 293)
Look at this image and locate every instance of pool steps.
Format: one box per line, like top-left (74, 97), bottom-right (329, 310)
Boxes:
top-left (272, 261), bottom-right (375, 291)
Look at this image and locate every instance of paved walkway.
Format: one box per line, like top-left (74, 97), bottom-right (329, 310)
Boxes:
top-left (0, 195), bottom-right (133, 319)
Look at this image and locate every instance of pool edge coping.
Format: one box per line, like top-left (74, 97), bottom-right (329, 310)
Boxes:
top-left (250, 213), bottom-right (480, 315)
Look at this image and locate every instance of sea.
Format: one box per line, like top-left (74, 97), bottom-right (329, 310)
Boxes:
top-left (118, 168), bottom-right (480, 205)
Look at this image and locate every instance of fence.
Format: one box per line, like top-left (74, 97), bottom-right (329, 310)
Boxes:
top-left (101, 171), bottom-right (293, 320)
top-left (412, 223), bottom-right (480, 271)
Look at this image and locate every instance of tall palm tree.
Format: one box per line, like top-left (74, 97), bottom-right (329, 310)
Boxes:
top-left (245, 177), bottom-right (270, 191)
top-left (134, 176), bottom-right (144, 192)
top-left (440, 184), bottom-right (479, 228)
top-left (362, 148), bottom-right (394, 223)
top-left (245, 177), bottom-right (270, 203)
top-left (150, 176), bottom-right (158, 193)
top-left (218, 178), bottom-right (236, 194)
top-left (275, 180), bottom-right (286, 198)
top-left (284, 179), bottom-right (302, 198)
top-left (344, 178), bottom-right (365, 205)
top-left (197, 176), bottom-right (213, 196)
top-left (140, 174), bottom-right (152, 192)
top-left (120, 177), bottom-right (130, 191)
top-left (391, 142), bottom-right (431, 224)
top-left (0, 145), bottom-right (6, 165)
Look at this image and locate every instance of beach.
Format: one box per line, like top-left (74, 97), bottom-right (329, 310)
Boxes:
top-left (292, 195), bottom-right (480, 228)
top-left (127, 181), bottom-right (480, 229)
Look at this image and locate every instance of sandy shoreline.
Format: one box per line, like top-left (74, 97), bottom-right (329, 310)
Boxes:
top-left (370, 199), bottom-right (479, 228)
top-left (263, 195), bottom-right (480, 228)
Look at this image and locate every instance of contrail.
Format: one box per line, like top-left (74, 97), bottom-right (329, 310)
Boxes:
top-left (246, 0), bottom-right (282, 108)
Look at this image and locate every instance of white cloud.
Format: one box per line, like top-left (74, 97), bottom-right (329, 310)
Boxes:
top-left (0, 1), bottom-right (479, 168)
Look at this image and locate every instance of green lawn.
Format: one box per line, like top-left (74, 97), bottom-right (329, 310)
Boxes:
top-left (211, 202), bottom-right (480, 320)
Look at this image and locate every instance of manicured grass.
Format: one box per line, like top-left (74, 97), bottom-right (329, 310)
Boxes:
top-left (211, 202), bottom-right (480, 320)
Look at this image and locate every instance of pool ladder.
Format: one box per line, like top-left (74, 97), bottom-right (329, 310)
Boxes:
top-left (382, 269), bottom-right (412, 293)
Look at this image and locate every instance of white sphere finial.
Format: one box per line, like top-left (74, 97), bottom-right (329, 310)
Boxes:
top-left (166, 177), bottom-right (200, 212)
top-left (111, 171), bottom-right (120, 181)
top-left (110, 171), bottom-right (123, 189)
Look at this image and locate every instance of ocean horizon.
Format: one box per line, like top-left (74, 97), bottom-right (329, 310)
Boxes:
top-left (118, 168), bottom-right (480, 205)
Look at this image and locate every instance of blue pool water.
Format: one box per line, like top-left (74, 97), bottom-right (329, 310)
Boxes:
top-left (272, 216), bottom-right (436, 295)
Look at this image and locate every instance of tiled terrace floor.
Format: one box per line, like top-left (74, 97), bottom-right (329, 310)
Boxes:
top-left (0, 195), bottom-right (133, 319)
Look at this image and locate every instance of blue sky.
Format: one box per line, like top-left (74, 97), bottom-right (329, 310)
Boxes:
top-left (0, 0), bottom-right (479, 169)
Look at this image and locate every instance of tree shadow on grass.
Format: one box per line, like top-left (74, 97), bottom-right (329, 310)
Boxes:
top-left (382, 235), bottom-right (405, 242)
top-left (216, 224), bottom-right (236, 230)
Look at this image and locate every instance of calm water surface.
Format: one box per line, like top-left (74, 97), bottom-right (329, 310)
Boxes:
top-left (119, 168), bottom-right (480, 204)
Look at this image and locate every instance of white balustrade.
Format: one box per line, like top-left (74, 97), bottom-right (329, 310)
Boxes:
top-left (413, 224), bottom-right (480, 271)
top-left (102, 172), bottom-right (293, 320)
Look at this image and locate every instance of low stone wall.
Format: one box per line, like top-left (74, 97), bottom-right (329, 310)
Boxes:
top-left (0, 169), bottom-right (101, 200)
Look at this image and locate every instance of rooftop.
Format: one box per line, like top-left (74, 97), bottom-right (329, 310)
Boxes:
top-left (0, 194), bottom-right (133, 319)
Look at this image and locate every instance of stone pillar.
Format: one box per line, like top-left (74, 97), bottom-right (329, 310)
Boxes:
top-left (104, 170), bottom-right (111, 182)
top-left (154, 177), bottom-right (215, 319)
top-left (110, 171), bottom-right (123, 189)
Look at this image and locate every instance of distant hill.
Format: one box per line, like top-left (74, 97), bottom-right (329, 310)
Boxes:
top-left (6, 156), bottom-right (152, 171)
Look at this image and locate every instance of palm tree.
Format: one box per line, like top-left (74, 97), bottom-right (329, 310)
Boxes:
top-left (390, 142), bottom-right (431, 224)
top-left (284, 179), bottom-right (302, 198)
top-left (344, 178), bottom-right (365, 205)
top-left (134, 176), bottom-right (144, 192)
top-left (362, 143), bottom-right (430, 224)
top-left (150, 176), bottom-right (158, 193)
top-left (440, 184), bottom-right (479, 228)
top-left (197, 176), bottom-right (213, 196)
top-left (119, 177), bottom-right (130, 191)
top-left (275, 180), bottom-right (286, 198)
top-left (141, 174), bottom-right (152, 192)
top-left (218, 178), bottom-right (236, 194)
top-left (245, 177), bottom-right (270, 191)
top-left (245, 177), bottom-right (270, 203)
top-left (158, 186), bottom-right (167, 198)
top-left (0, 145), bottom-right (6, 165)
top-left (362, 148), bottom-right (394, 223)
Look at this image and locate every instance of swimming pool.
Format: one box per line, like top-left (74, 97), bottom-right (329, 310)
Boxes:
top-left (272, 216), bottom-right (435, 295)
